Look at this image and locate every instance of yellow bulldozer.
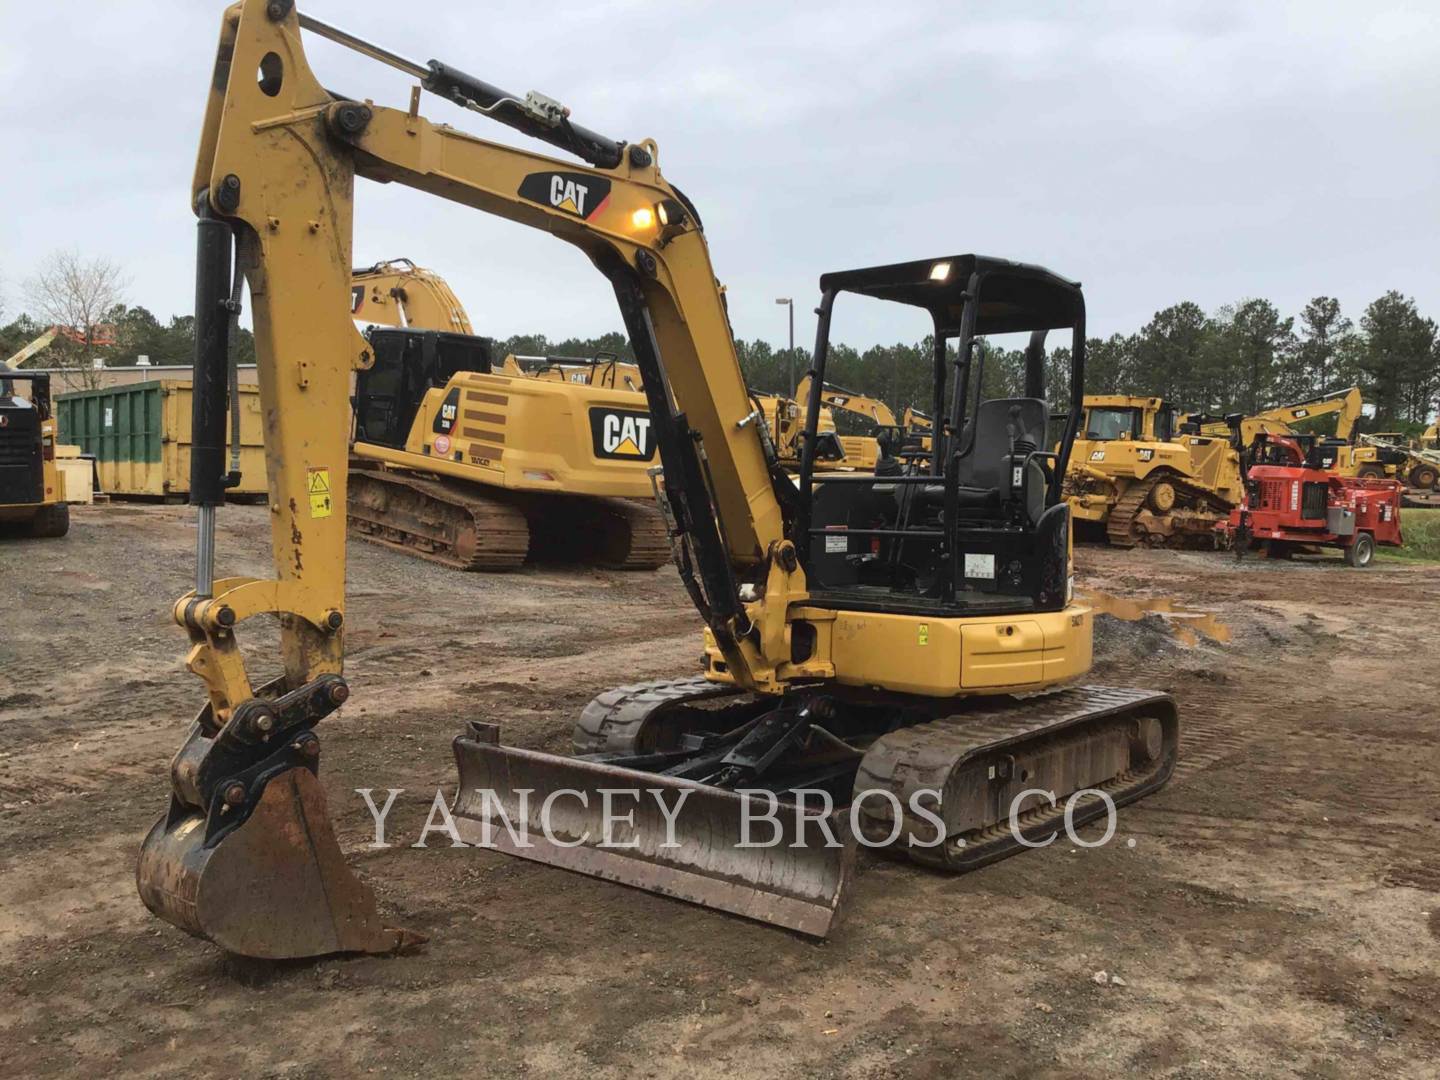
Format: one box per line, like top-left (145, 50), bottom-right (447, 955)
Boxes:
top-left (1067, 387), bottom-right (1385, 546)
top-left (342, 260), bottom-right (667, 569)
top-left (135, 1), bottom-right (1178, 958)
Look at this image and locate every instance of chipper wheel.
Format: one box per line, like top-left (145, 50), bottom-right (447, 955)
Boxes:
top-left (1344, 532), bottom-right (1375, 568)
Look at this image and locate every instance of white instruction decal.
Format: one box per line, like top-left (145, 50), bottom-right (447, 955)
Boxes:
top-left (824, 532), bottom-right (848, 554)
top-left (964, 553), bottom-right (996, 579)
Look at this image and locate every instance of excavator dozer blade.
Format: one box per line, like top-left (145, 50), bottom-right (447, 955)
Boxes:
top-left (137, 766), bottom-right (417, 959)
top-left (451, 723), bottom-right (855, 937)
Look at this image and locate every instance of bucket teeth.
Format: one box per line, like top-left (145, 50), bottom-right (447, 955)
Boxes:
top-left (450, 731), bottom-right (854, 937)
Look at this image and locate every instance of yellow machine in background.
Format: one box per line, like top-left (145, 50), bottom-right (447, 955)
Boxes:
top-left (793, 375), bottom-right (891, 469)
top-left (136, 2), bottom-right (1177, 959)
top-left (1067, 387), bottom-right (1392, 546)
top-left (1066, 394), bottom-right (1240, 546)
top-left (351, 258), bottom-right (472, 333)
top-left (747, 390), bottom-right (850, 469)
top-left (344, 261), bottom-right (666, 569)
top-left (0, 370), bottom-right (70, 538)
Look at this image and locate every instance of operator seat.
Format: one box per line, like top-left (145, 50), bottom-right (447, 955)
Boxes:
top-left (952, 397), bottom-right (1049, 520)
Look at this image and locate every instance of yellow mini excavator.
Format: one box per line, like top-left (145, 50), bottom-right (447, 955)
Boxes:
top-left (340, 260), bottom-right (667, 569)
top-left (136, 1), bottom-right (1178, 958)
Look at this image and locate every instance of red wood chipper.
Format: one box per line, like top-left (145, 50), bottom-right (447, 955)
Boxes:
top-left (1221, 433), bottom-right (1403, 567)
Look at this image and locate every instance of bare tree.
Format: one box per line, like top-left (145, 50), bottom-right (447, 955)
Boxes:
top-left (25, 250), bottom-right (129, 388)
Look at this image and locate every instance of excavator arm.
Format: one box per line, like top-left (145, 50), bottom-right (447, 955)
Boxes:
top-left (138, 0), bottom-right (807, 957)
top-left (795, 374), bottom-right (901, 428)
top-left (1185, 387), bottom-right (1364, 444)
top-left (2, 327), bottom-right (59, 371)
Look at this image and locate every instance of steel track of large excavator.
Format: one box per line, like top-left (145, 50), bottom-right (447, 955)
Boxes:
top-left (347, 468), bottom-right (669, 571)
top-left (1107, 471), bottom-right (1233, 548)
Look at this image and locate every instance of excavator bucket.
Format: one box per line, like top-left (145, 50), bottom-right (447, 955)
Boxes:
top-left (450, 723), bottom-right (855, 937)
top-left (136, 696), bottom-right (420, 959)
top-left (137, 766), bottom-right (415, 959)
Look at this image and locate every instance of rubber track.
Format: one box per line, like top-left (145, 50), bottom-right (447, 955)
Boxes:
top-left (1106, 471), bottom-right (1234, 547)
top-left (854, 685), bottom-right (1178, 871)
top-left (573, 676), bottom-right (757, 754)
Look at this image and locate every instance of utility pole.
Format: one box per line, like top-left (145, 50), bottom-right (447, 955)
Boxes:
top-left (775, 297), bottom-right (794, 396)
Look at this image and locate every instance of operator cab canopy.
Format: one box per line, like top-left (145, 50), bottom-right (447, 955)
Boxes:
top-left (818, 254), bottom-right (1083, 337)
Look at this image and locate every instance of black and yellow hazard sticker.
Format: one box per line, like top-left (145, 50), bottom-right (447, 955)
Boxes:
top-left (308, 468), bottom-right (332, 518)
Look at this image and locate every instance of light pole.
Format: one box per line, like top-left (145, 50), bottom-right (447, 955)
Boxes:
top-left (775, 297), bottom-right (794, 396)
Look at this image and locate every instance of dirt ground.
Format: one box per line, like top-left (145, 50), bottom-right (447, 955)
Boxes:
top-left (2, 503), bottom-right (1438, 1079)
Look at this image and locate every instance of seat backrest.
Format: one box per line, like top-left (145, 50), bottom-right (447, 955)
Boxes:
top-left (956, 397), bottom-right (1048, 489)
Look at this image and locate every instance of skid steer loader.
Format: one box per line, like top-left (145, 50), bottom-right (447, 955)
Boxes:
top-left (136, 1), bottom-right (1178, 958)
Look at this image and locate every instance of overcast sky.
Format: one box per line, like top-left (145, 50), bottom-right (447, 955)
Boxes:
top-left (1, 0), bottom-right (1436, 352)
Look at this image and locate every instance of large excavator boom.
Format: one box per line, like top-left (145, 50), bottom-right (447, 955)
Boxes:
top-left (2, 327), bottom-right (59, 371)
top-left (350, 258), bottom-right (473, 333)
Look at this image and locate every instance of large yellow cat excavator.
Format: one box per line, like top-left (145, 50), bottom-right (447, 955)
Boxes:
top-left (136, 1), bottom-right (1178, 958)
top-left (340, 259), bottom-right (667, 568)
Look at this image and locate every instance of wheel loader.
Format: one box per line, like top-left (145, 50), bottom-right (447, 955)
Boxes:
top-left (135, 1), bottom-right (1178, 958)
top-left (0, 371), bottom-right (70, 539)
top-left (342, 258), bottom-right (666, 569)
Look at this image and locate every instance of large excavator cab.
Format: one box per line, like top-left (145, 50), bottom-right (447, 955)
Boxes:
top-left (354, 329), bottom-right (494, 449)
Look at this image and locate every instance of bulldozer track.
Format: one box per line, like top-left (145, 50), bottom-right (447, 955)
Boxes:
top-left (1107, 470), bottom-right (1233, 548)
top-left (348, 468), bottom-right (670, 571)
top-left (854, 685), bottom-right (1178, 871)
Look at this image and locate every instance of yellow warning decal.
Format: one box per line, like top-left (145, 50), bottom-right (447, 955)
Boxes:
top-left (308, 467), bottom-right (332, 518)
top-left (917, 623), bottom-right (929, 646)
